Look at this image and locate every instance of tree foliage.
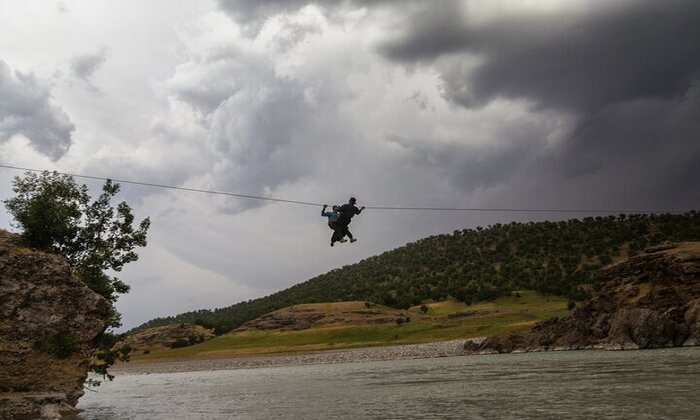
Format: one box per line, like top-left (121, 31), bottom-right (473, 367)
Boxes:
top-left (4, 171), bottom-right (150, 384)
top-left (134, 211), bottom-right (700, 335)
top-left (4, 171), bottom-right (150, 303)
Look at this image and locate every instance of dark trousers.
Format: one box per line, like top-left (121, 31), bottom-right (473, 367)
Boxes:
top-left (329, 221), bottom-right (345, 243)
top-left (336, 215), bottom-right (354, 240)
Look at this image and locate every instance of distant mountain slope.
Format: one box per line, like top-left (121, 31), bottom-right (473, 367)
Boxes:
top-left (132, 212), bottom-right (700, 334)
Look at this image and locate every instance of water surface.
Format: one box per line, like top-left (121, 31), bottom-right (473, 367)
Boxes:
top-left (78, 347), bottom-right (700, 419)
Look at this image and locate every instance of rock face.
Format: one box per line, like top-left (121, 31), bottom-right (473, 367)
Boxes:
top-left (465, 242), bottom-right (700, 354)
top-left (0, 231), bottom-right (111, 419)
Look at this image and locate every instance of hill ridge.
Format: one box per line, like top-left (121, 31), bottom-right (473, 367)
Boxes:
top-left (132, 212), bottom-right (700, 334)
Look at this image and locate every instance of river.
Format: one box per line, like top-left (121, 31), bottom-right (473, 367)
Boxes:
top-left (77, 347), bottom-right (700, 419)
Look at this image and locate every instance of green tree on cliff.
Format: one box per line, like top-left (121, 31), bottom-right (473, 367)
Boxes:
top-left (4, 170), bottom-right (150, 382)
top-left (4, 171), bottom-right (150, 303)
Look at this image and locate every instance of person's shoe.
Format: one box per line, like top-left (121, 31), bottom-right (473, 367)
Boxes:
top-left (339, 238), bottom-right (348, 243)
top-left (350, 238), bottom-right (357, 243)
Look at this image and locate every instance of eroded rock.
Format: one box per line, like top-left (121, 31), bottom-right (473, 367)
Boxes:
top-left (683, 298), bottom-right (700, 346)
top-left (0, 231), bottom-right (111, 419)
top-left (465, 242), bottom-right (700, 354)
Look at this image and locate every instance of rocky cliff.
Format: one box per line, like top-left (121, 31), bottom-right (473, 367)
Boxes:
top-left (465, 242), bottom-right (700, 354)
top-left (0, 230), bottom-right (111, 419)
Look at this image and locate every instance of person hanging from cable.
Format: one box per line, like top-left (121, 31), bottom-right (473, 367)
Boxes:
top-left (322, 204), bottom-right (347, 247)
top-left (337, 197), bottom-right (365, 243)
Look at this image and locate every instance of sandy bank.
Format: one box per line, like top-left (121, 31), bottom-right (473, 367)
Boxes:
top-left (111, 339), bottom-right (478, 375)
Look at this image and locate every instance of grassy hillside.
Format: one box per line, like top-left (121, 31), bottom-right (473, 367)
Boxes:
top-left (132, 212), bottom-right (700, 335)
top-left (130, 291), bottom-right (571, 360)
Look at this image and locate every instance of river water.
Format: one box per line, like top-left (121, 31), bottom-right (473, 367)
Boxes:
top-left (77, 347), bottom-right (700, 419)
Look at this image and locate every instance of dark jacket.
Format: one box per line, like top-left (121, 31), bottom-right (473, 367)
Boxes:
top-left (339, 204), bottom-right (362, 219)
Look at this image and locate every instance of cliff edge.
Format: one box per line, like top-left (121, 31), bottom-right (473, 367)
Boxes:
top-left (465, 242), bottom-right (700, 354)
top-left (0, 230), bottom-right (111, 419)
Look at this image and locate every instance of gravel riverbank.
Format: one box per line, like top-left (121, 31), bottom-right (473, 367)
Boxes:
top-left (111, 339), bottom-right (481, 375)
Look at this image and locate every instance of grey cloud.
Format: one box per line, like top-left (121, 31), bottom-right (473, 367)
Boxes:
top-left (375, 0), bottom-right (700, 213)
top-left (387, 116), bottom-right (551, 194)
top-left (268, 14), bottom-right (323, 52)
top-left (207, 80), bottom-right (312, 211)
top-left (55, 1), bottom-right (68, 14)
top-left (407, 91), bottom-right (432, 111)
top-left (377, 1), bottom-right (467, 63)
top-left (0, 60), bottom-right (74, 159)
top-left (166, 59), bottom-right (243, 114)
top-left (160, 48), bottom-right (316, 212)
top-left (70, 50), bottom-right (107, 87)
top-left (392, 85), bottom-right (700, 213)
top-left (216, 0), bottom-right (413, 29)
top-left (217, 0), bottom-right (319, 24)
top-left (216, 0), bottom-right (700, 210)
top-left (551, 92), bottom-right (700, 209)
top-left (380, 0), bottom-right (700, 113)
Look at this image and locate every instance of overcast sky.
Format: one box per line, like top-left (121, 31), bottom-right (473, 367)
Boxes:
top-left (1, 0), bottom-right (698, 330)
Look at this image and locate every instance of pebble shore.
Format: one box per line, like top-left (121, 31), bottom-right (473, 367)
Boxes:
top-left (111, 339), bottom-right (481, 375)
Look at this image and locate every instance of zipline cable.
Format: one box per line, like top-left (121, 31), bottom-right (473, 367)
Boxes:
top-left (0, 163), bottom-right (690, 215)
top-left (363, 206), bottom-right (685, 214)
top-left (0, 163), bottom-right (320, 207)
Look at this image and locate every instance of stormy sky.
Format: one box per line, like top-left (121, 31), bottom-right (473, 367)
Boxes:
top-left (1, 0), bottom-right (698, 330)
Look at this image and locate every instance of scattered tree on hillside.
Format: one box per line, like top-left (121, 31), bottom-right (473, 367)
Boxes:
top-left (133, 211), bottom-right (700, 335)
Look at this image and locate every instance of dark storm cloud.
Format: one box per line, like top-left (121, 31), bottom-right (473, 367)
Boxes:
top-left (0, 60), bottom-right (74, 159)
top-left (377, 0), bottom-right (700, 211)
top-left (387, 116), bottom-right (551, 193)
top-left (552, 91), bottom-right (700, 209)
top-left (211, 0), bottom-right (700, 213)
top-left (380, 0), bottom-right (700, 112)
top-left (391, 88), bottom-right (700, 212)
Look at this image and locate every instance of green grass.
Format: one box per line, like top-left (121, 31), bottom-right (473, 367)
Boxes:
top-left (129, 291), bottom-right (571, 362)
top-left (408, 290), bottom-right (568, 315)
